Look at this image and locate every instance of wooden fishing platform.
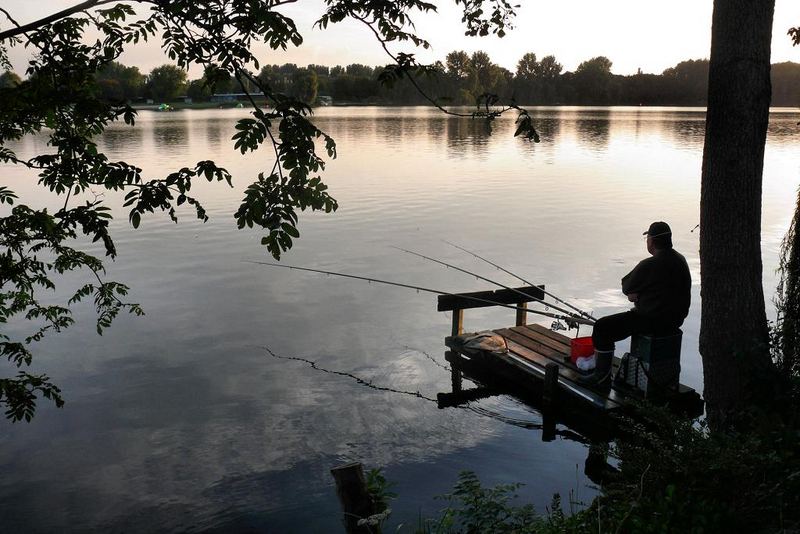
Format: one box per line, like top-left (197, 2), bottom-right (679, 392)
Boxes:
top-left (436, 285), bottom-right (704, 438)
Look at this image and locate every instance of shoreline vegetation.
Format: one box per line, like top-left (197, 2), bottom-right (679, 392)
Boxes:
top-left (132, 101), bottom-right (800, 112)
top-left (135, 101), bottom-right (800, 111)
top-left (5, 52), bottom-right (798, 109)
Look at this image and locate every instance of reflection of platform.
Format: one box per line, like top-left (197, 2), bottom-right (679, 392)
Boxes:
top-left (444, 323), bottom-right (704, 426)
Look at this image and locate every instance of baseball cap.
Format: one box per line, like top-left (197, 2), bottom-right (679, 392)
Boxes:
top-left (643, 221), bottom-right (672, 238)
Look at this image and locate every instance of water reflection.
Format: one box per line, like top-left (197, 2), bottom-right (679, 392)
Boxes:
top-left (101, 123), bottom-right (143, 154)
top-left (531, 115), bottom-right (562, 143)
top-left (152, 116), bottom-right (190, 150)
top-left (445, 116), bottom-right (492, 157)
top-left (424, 116), bottom-right (447, 142)
top-left (1, 106), bottom-right (799, 532)
top-left (575, 109), bottom-right (611, 150)
top-left (205, 118), bottom-right (225, 146)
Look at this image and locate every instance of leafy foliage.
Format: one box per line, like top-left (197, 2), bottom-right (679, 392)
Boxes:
top-left (407, 397), bottom-right (800, 533)
top-left (776, 177), bottom-right (800, 377)
top-left (366, 467), bottom-right (397, 513)
top-left (601, 404), bottom-right (800, 533)
top-left (0, 1), bottom-right (524, 421)
top-left (413, 471), bottom-right (586, 534)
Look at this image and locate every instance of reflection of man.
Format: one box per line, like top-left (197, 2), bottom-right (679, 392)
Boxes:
top-left (580, 221), bottom-right (691, 386)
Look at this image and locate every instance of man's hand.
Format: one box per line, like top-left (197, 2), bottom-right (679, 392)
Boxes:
top-left (627, 293), bottom-right (639, 302)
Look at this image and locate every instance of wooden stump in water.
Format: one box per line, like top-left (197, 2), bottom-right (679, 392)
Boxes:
top-left (330, 462), bottom-right (376, 534)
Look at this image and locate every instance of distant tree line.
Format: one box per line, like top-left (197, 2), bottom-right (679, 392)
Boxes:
top-left (2, 52), bottom-right (798, 106)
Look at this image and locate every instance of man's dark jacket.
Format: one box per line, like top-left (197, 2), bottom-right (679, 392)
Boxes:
top-left (621, 248), bottom-right (691, 326)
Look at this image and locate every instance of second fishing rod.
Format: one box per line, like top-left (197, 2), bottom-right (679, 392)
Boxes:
top-left (442, 240), bottom-right (596, 322)
top-left (392, 246), bottom-right (596, 326)
top-left (248, 260), bottom-right (594, 326)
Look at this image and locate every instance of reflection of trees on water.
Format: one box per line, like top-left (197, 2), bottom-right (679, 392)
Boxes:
top-left (152, 118), bottom-right (189, 149)
top-left (100, 124), bottom-right (143, 156)
top-left (666, 119), bottom-right (705, 150)
top-left (766, 116), bottom-right (800, 144)
top-left (575, 110), bottom-right (611, 151)
top-left (445, 117), bottom-right (492, 158)
top-left (531, 116), bottom-right (562, 143)
top-left (205, 118), bottom-right (225, 148)
top-left (423, 116), bottom-right (446, 142)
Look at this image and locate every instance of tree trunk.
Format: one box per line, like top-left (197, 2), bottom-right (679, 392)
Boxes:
top-left (700, 0), bottom-right (775, 428)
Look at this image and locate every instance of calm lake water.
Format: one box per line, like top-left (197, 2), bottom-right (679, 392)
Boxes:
top-left (1, 106), bottom-right (799, 532)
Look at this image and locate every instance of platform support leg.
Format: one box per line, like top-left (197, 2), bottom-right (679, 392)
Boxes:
top-left (543, 363), bottom-right (559, 408)
top-left (515, 302), bottom-right (528, 326)
top-left (451, 368), bottom-right (462, 393)
top-left (541, 363), bottom-right (559, 442)
top-left (451, 308), bottom-right (464, 337)
top-left (542, 410), bottom-right (556, 442)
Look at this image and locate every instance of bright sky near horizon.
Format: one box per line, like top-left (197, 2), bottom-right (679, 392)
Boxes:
top-left (3, 0), bottom-right (800, 76)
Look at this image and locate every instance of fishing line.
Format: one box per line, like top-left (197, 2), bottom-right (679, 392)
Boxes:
top-left (261, 345), bottom-right (588, 442)
top-left (441, 239), bottom-right (596, 322)
top-left (262, 345), bottom-right (436, 401)
top-left (399, 343), bottom-right (451, 372)
top-left (393, 245), bottom-right (594, 326)
top-left (245, 260), bottom-right (593, 326)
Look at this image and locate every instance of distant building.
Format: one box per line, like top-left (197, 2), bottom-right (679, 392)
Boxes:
top-left (317, 95), bottom-right (333, 106)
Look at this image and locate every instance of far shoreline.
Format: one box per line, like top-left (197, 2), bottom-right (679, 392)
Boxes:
top-left (132, 102), bottom-right (800, 112)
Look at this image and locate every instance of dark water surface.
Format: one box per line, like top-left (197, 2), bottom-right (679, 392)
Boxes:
top-left (1, 107), bottom-right (799, 532)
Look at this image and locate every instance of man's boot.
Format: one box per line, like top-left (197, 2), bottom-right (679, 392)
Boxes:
top-left (577, 350), bottom-right (613, 387)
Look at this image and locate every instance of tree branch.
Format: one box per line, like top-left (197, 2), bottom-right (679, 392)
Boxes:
top-left (355, 15), bottom-right (493, 119)
top-left (0, 7), bottom-right (22, 29)
top-left (0, 0), bottom-right (143, 41)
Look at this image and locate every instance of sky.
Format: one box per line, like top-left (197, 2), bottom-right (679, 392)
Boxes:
top-left (3, 0), bottom-right (800, 76)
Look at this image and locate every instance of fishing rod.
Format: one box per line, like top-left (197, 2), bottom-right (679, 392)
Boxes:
top-left (246, 260), bottom-right (595, 326)
top-left (442, 239), bottom-right (596, 322)
top-left (392, 246), bottom-right (595, 325)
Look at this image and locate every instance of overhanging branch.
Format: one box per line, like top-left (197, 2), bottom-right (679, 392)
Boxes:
top-left (0, 0), bottom-right (145, 41)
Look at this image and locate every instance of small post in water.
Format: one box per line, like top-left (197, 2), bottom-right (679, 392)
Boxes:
top-left (330, 462), bottom-right (376, 534)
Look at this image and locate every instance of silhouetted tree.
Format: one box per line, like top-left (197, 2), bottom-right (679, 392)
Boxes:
top-left (96, 61), bottom-right (144, 102)
top-left (0, 70), bottom-right (21, 88)
top-left (514, 52), bottom-right (539, 103)
top-left (662, 59), bottom-right (709, 105)
top-left (700, 0), bottom-right (776, 428)
top-left (771, 62), bottom-right (800, 106)
top-left (574, 56), bottom-right (613, 104)
top-left (446, 50), bottom-right (472, 80)
top-left (291, 68), bottom-right (318, 104)
top-left (146, 64), bottom-right (187, 101)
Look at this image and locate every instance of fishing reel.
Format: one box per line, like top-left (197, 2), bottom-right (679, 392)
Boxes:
top-left (551, 318), bottom-right (581, 332)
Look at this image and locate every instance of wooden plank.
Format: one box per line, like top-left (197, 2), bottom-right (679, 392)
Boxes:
top-left (446, 337), bottom-right (623, 411)
top-left (496, 328), bottom-right (571, 365)
top-left (525, 323), bottom-right (574, 345)
top-left (509, 325), bottom-right (571, 354)
top-left (502, 347), bottom-right (621, 411)
top-left (503, 337), bottom-right (581, 382)
top-left (446, 328), bottom-right (688, 411)
top-left (437, 285), bottom-right (544, 312)
top-left (502, 339), bottom-right (623, 410)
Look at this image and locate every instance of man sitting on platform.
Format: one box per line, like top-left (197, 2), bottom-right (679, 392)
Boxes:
top-left (580, 221), bottom-right (691, 387)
